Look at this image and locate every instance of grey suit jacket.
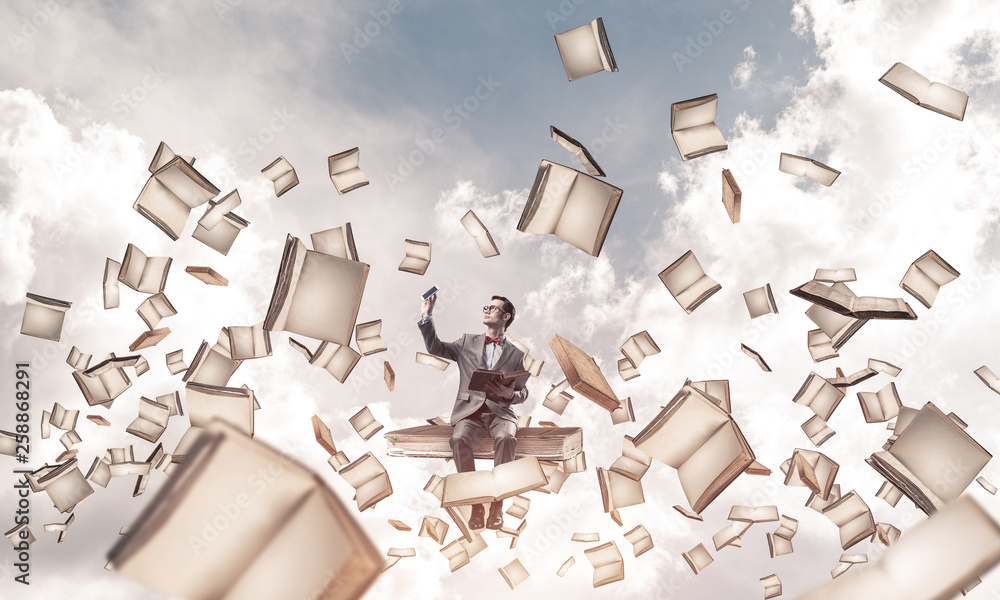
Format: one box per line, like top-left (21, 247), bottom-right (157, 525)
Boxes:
top-left (418, 319), bottom-right (529, 424)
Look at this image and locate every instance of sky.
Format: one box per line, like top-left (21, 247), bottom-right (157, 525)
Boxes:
top-left (2, 0), bottom-right (1000, 598)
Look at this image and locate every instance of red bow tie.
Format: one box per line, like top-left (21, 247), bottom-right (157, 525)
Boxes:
top-left (485, 336), bottom-right (502, 345)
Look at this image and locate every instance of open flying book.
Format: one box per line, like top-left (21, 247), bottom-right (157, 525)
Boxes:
top-left (867, 402), bottom-right (991, 514)
top-left (20, 293), bottom-right (72, 342)
top-left (108, 420), bottom-right (382, 600)
top-left (134, 154), bottom-right (219, 240)
top-left (779, 153), bottom-right (841, 186)
top-left (632, 383), bottom-right (754, 513)
top-left (791, 280), bottom-right (917, 320)
top-left (805, 283), bottom-right (868, 350)
top-left (328, 148), bottom-right (369, 194)
top-left (670, 94), bottom-right (728, 160)
top-left (441, 456), bottom-right (548, 507)
top-left (397, 239), bottom-right (431, 275)
top-left (518, 159), bottom-right (623, 257)
top-left (879, 62), bottom-right (969, 121)
top-left (822, 490), bottom-right (876, 550)
top-left (119, 243), bottom-right (171, 294)
top-left (553, 17), bottom-right (617, 82)
top-left (27, 458), bottom-right (93, 513)
top-left (550, 126), bottom-right (605, 176)
top-left (799, 496), bottom-right (1000, 600)
top-left (899, 249), bottom-right (960, 309)
top-left (192, 201), bottom-right (249, 256)
top-left (460, 210), bottom-right (500, 258)
top-left (339, 452), bottom-right (393, 512)
top-left (261, 156), bottom-right (298, 197)
top-left (264, 235), bottom-right (369, 346)
top-left (659, 250), bottom-right (721, 314)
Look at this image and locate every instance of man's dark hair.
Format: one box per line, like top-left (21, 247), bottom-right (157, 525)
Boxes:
top-left (492, 295), bottom-right (515, 330)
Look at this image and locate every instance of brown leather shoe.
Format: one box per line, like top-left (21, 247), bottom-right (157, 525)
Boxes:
top-left (486, 502), bottom-right (504, 530)
top-left (468, 504), bottom-right (485, 530)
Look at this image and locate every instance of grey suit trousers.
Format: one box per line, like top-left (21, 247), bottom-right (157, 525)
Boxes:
top-left (450, 404), bottom-right (517, 473)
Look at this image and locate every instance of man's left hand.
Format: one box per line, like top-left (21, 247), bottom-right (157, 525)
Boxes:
top-left (485, 379), bottom-right (515, 400)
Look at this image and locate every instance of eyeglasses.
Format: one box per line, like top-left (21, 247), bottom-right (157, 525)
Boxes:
top-left (483, 305), bottom-right (502, 314)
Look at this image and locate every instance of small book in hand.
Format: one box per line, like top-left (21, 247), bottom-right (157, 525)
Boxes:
top-left (468, 369), bottom-right (531, 393)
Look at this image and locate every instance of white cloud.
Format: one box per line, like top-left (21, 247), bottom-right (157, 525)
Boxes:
top-left (730, 45), bottom-right (758, 90)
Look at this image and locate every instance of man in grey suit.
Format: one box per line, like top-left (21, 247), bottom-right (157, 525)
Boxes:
top-left (418, 293), bottom-right (528, 530)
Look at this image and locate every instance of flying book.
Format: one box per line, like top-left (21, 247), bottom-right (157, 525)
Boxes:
top-left (118, 243), bottom-right (171, 294)
top-left (779, 153), bottom-right (840, 186)
top-left (261, 156), bottom-right (298, 197)
top-left (49, 403), bottom-right (79, 430)
top-left (815, 268), bottom-right (857, 283)
top-left (585, 541), bottom-right (624, 587)
top-left (147, 141), bottom-right (195, 173)
top-left (184, 332), bottom-right (243, 387)
top-left (20, 293), bottom-right (71, 341)
top-left (300, 341), bottom-right (362, 384)
top-left (328, 148), bottom-right (369, 194)
top-left (518, 159), bottom-right (623, 257)
top-left (619, 330), bottom-right (660, 369)
top-left (459, 210), bottom-right (500, 258)
top-left (441, 456), bottom-right (548, 507)
top-left (338, 452), bottom-right (393, 512)
top-left (596, 467), bottom-right (645, 512)
top-left (670, 93), bottom-right (728, 160)
top-left (900, 249), bottom-right (960, 309)
top-left (784, 448), bottom-right (839, 501)
top-left (125, 397), bottom-right (171, 443)
top-left (828, 367), bottom-right (878, 388)
top-left (822, 490), bottom-right (877, 550)
top-left (858, 382), bottom-right (902, 423)
top-left (632, 383), bottom-right (754, 513)
top-left (27, 458), bottom-right (93, 513)
top-left (383, 362), bottom-right (394, 391)
top-left (311, 223), bottom-right (359, 261)
top-left (800, 496), bottom-right (1000, 600)
top-left (543, 379), bottom-right (573, 415)
top-left (741, 344), bottom-right (771, 372)
top-left (791, 280), bottom-right (917, 320)
top-left (354, 320), bottom-right (386, 356)
top-left (73, 356), bottom-right (134, 407)
top-left (228, 322), bottom-right (272, 360)
top-left (418, 516), bottom-right (448, 545)
top-left (975, 366), bottom-right (1000, 396)
top-left (185, 266), bottom-right (229, 286)
top-left (264, 235), bottom-right (369, 346)
top-left (467, 369), bottom-right (532, 394)
top-left (713, 520), bottom-right (751, 551)
top-left (867, 402), bottom-right (991, 514)
top-left (609, 396), bottom-right (635, 425)
top-left (879, 62), bottom-right (969, 121)
top-left (133, 155), bottom-right (219, 240)
top-left (721, 168), bottom-right (741, 224)
top-left (506, 335), bottom-right (544, 376)
top-left (869, 358), bottom-right (902, 377)
top-left (192, 202), bottom-right (249, 256)
top-left (743, 284), bottom-right (778, 319)
top-left (609, 435), bottom-right (651, 481)
top-left (553, 17), bottom-right (617, 82)
top-left (416, 352), bottom-right (449, 371)
top-left (104, 258), bottom-right (122, 309)
top-left (197, 188), bottom-right (241, 230)
top-left (760, 574), bottom-right (782, 599)
top-left (498, 558), bottom-right (530, 590)
top-left (549, 334), bottom-right (620, 410)
top-left (506, 495), bottom-right (531, 519)
top-left (136, 293), bottom-right (176, 329)
top-left (397, 239), bottom-right (431, 275)
top-left (624, 525), bottom-right (653, 557)
top-left (683, 543), bottom-right (713, 574)
top-left (805, 284), bottom-right (868, 351)
top-left (348, 406), bottom-right (383, 441)
top-left (109, 420), bottom-right (382, 599)
top-left (801, 415), bottom-right (836, 447)
top-left (550, 125), bottom-right (605, 176)
top-left (571, 532), bottom-right (600, 543)
top-left (557, 557), bottom-right (576, 577)
top-left (185, 382), bottom-right (256, 437)
top-left (658, 250), bottom-right (721, 314)
top-left (129, 327), bottom-right (171, 352)
top-left (729, 505), bottom-right (779, 523)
